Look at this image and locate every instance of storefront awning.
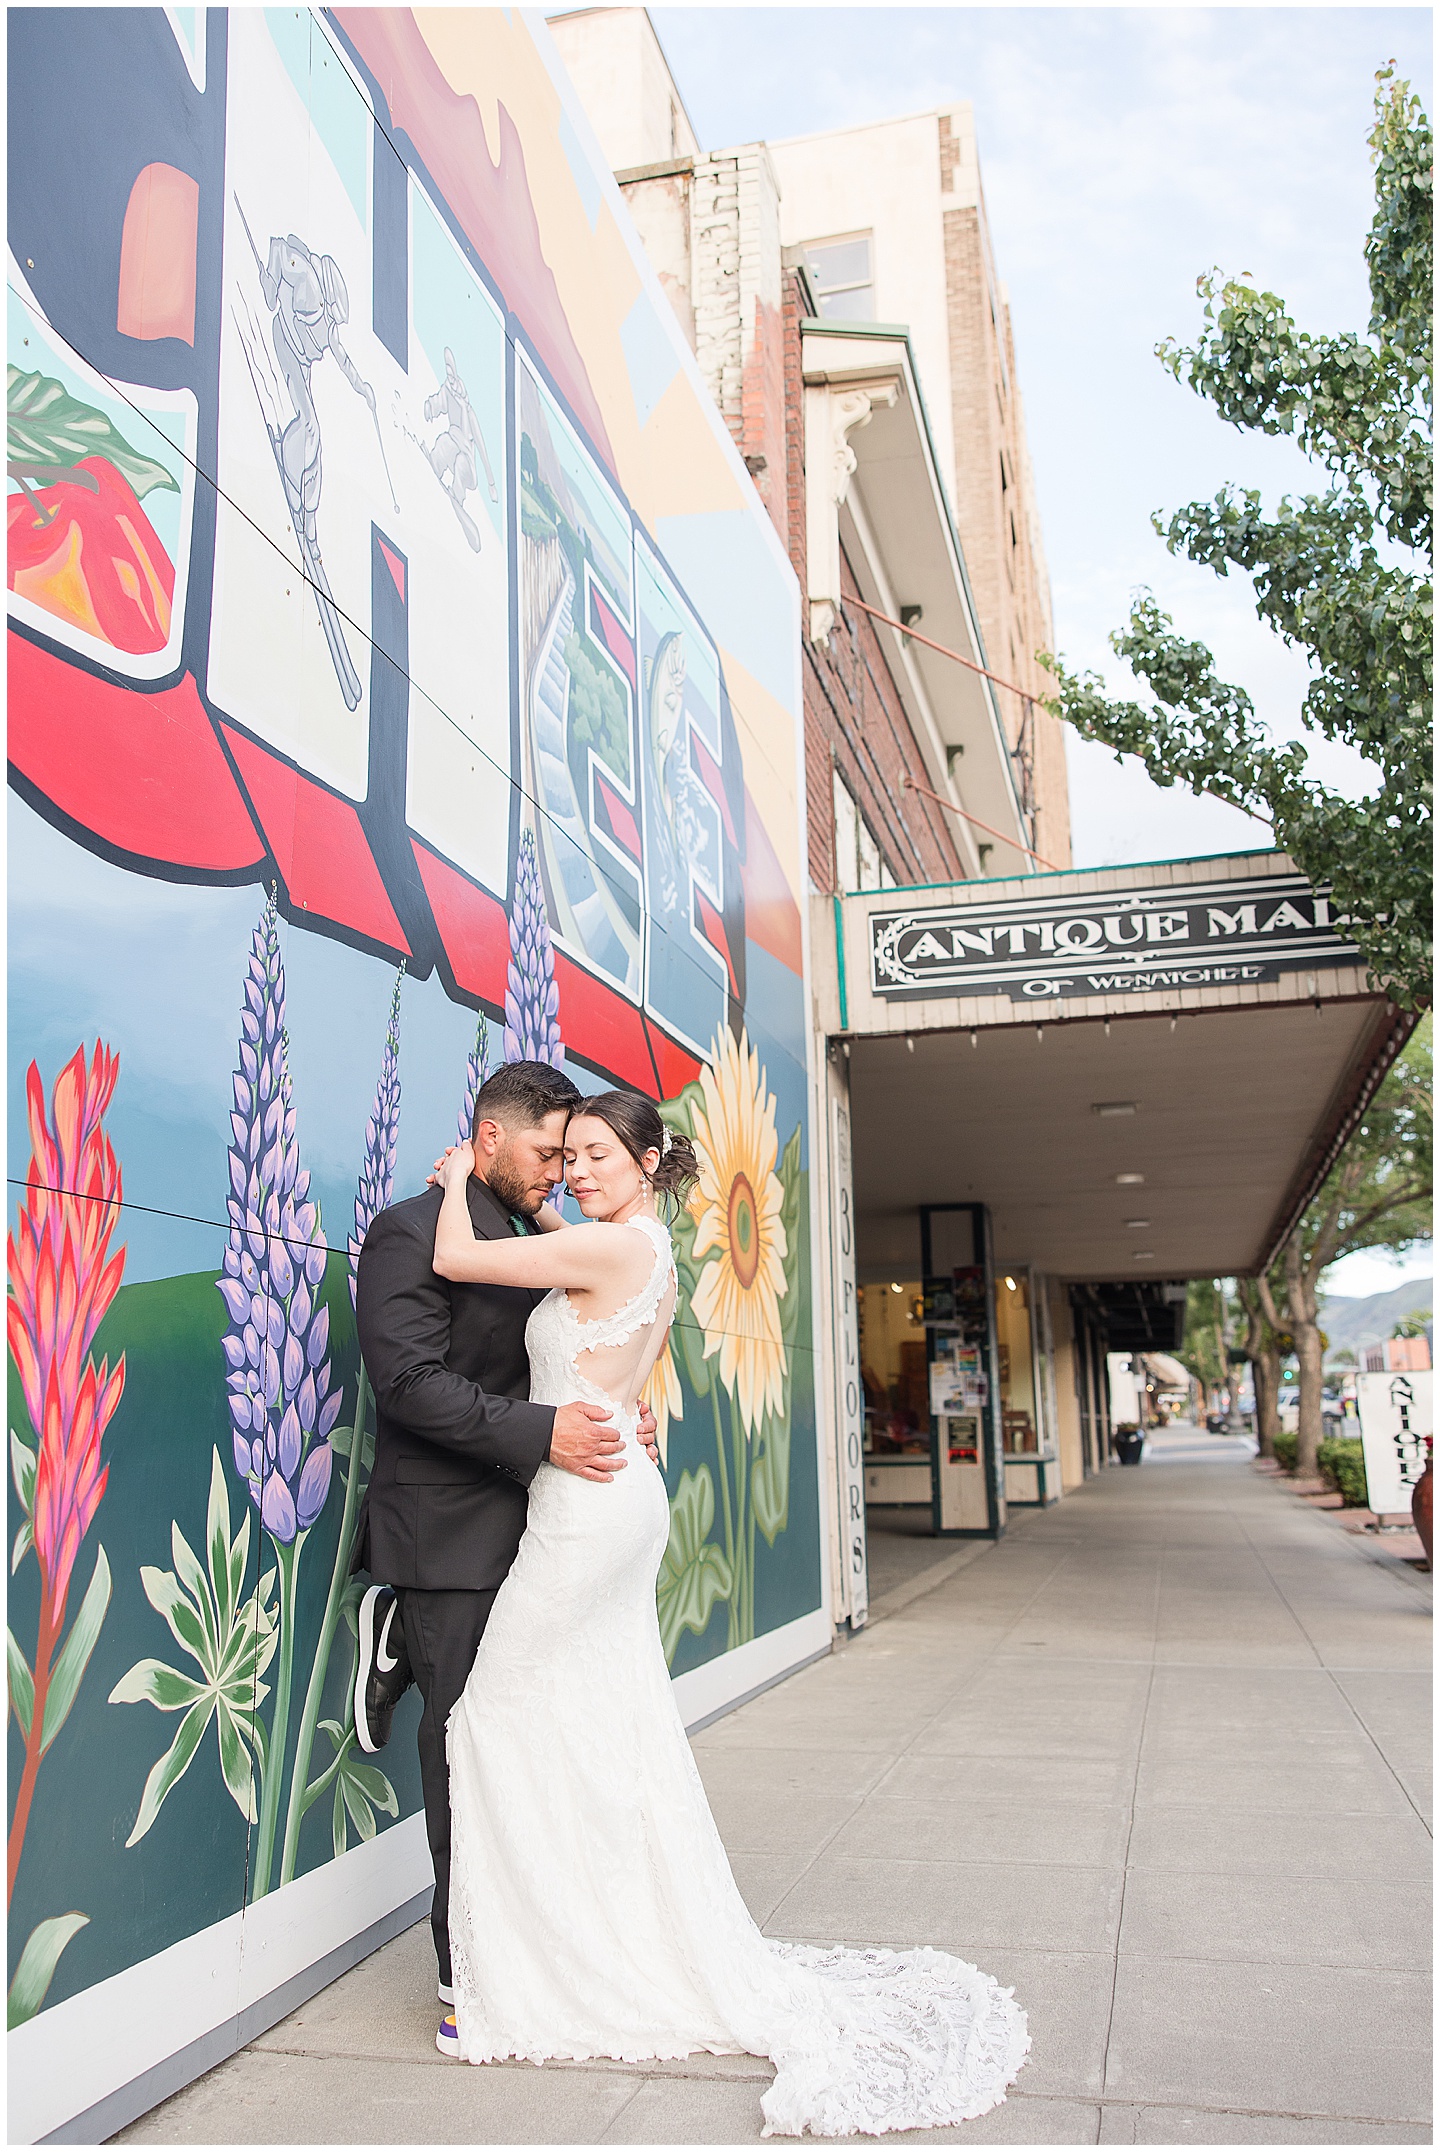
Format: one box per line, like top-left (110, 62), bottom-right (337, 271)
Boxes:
top-left (817, 850), bottom-right (1413, 1282)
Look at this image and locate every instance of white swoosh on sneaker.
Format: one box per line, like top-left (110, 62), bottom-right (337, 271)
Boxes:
top-left (376, 1600), bottom-right (399, 1674)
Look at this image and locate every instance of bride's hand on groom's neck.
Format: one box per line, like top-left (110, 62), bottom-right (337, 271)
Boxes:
top-left (428, 1143), bottom-right (474, 1191)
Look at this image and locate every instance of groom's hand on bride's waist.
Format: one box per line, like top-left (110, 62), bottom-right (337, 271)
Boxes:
top-left (549, 1402), bottom-right (627, 1482)
top-left (548, 1402), bottom-right (662, 1479)
top-left (551, 1403), bottom-right (662, 1471)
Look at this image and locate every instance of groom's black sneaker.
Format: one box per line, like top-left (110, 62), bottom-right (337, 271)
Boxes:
top-left (354, 1585), bottom-right (411, 1753)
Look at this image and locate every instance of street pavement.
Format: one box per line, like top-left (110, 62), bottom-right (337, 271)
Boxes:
top-left (116, 1427), bottom-right (1432, 2146)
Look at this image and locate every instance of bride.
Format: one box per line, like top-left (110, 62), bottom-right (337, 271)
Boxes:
top-left (429, 1088), bottom-right (1028, 2138)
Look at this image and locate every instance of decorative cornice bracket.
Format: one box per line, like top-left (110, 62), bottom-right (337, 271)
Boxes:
top-left (804, 376), bottom-right (899, 645)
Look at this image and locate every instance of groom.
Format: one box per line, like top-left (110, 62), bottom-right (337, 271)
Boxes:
top-left (351, 1058), bottom-right (659, 2030)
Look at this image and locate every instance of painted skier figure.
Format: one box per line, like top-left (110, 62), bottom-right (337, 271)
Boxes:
top-left (241, 214), bottom-right (382, 710)
top-left (424, 347), bottom-right (499, 553)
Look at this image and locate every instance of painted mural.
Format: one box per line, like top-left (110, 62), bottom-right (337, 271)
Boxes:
top-left (7, 6), bottom-right (816, 2046)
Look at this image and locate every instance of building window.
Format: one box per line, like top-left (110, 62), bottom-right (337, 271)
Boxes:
top-left (833, 769), bottom-right (889, 890)
top-left (801, 234), bottom-right (874, 322)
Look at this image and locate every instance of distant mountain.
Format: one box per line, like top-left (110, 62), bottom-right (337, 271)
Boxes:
top-left (1319, 1277), bottom-right (1432, 1358)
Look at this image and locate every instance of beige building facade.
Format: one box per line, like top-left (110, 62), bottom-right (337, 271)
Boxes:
top-left (768, 106), bottom-right (1071, 871)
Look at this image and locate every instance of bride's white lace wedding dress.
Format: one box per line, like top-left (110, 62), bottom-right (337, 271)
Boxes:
top-left (446, 1213), bottom-right (1028, 2137)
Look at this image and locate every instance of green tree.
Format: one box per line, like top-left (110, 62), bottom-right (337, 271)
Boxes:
top-left (1046, 69), bottom-right (1432, 1007)
top-left (1284, 1016), bottom-right (1432, 1475)
top-left (565, 629), bottom-right (631, 796)
top-left (1179, 1279), bottom-right (1242, 1423)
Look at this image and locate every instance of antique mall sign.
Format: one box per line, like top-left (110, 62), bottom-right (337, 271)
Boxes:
top-left (869, 873), bottom-right (1361, 1002)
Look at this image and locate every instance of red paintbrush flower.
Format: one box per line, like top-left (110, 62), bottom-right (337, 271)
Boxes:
top-left (7, 1043), bottom-right (126, 1627)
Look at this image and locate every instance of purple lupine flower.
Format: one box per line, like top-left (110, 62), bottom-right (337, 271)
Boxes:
top-left (504, 829), bottom-right (563, 1066)
top-left (348, 964), bottom-right (405, 1309)
top-left (457, 1011), bottom-right (490, 1147)
top-left (217, 897), bottom-right (342, 1545)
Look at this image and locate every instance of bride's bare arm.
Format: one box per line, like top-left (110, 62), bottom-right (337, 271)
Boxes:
top-left (432, 1147), bottom-right (646, 1293)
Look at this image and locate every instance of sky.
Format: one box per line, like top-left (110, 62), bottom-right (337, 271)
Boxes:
top-left (647, 3), bottom-right (1431, 1296)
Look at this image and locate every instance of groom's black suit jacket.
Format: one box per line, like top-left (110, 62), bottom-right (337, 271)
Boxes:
top-left (353, 1177), bottom-right (556, 1591)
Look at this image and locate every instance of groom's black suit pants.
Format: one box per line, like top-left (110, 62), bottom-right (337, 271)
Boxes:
top-left (397, 1584), bottom-right (500, 1989)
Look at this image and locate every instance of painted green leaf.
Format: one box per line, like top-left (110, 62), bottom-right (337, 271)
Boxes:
top-left (109, 1658), bottom-right (208, 1712)
top-left (341, 1771), bottom-right (379, 1841)
top-left (171, 1520), bottom-right (219, 1663)
top-left (346, 1757), bottom-right (399, 1814)
top-left (206, 1448), bottom-right (237, 1637)
top-left (7, 367), bottom-right (179, 500)
top-left (12, 1519), bottom-right (33, 1575)
top-left (141, 1561), bottom-right (195, 1638)
top-left (41, 1542), bottom-right (111, 1753)
top-left (656, 1465), bottom-right (733, 1661)
top-left (10, 1428), bottom-right (36, 1517)
top-left (111, 1448), bottom-right (277, 1842)
top-left (215, 1697), bottom-right (260, 1824)
top-left (329, 1418), bottom-right (375, 1474)
top-left (8, 1625), bottom-right (34, 1738)
top-left (750, 1407), bottom-right (791, 1547)
top-left (7, 1913), bottom-right (89, 2029)
top-left (227, 1511), bottom-right (250, 1631)
top-left (124, 1695), bottom-right (213, 1845)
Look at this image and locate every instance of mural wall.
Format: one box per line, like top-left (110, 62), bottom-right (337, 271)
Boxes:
top-left (7, 5), bottom-right (816, 2067)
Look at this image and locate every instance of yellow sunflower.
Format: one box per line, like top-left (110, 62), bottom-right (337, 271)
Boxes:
top-left (688, 1026), bottom-right (789, 1438)
top-left (639, 1331), bottom-right (682, 1471)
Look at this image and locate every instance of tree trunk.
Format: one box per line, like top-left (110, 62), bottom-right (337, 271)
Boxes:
top-left (1285, 1238), bottom-right (1325, 1479)
top-left (1253, 1350), bottom-right (1280, 1458)
top-left (1251, 1272), bottom-right (1285, 1460)
top-left (1237, 1278), bottom-right (1277, 1457)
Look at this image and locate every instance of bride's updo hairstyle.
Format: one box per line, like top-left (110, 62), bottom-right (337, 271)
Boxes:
top-left (570, 1090), bottom-right (698, 1210)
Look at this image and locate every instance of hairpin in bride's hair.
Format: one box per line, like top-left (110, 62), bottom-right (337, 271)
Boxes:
top-left (660, 1127), bottom-right (673, 1158)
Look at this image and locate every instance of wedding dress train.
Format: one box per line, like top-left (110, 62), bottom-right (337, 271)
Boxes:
top-left (446, 1215), bottom-right (1029, 2137)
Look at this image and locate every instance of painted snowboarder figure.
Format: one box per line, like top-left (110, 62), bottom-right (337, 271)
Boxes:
top-left (424, 348), bottom-right (499, 553)
top-left (244, 216), bottom-right (378, 709)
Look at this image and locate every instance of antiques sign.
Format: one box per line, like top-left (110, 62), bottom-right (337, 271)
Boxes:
top-left (869, 874), bottom-right (1360, 1002)
top-left (1355, 1371), bottom-right (1431, 1518)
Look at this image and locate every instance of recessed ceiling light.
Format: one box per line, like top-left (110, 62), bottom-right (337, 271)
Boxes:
top-left (1091, 1101), bottom-right (1138, 1117)
top-left (890, 1281), bottom-right (904, 1294)
top-left (1003, 1275), bottom-right (1017, 1291)
top-left (1124, 1218), bottom-right (1151, 1229)
top-left (1132, 1250), bottom-right (1156, 1261)
top-left (1116, 1172), bottom-right (1145, 1185)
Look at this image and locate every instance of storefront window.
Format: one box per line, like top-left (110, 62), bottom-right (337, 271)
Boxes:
top-left (996, 1270), bottom-right (1038, 1453)
top-left (858, 1280), bottom-right (929, 1457)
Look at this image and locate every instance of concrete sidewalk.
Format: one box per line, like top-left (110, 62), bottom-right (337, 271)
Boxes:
top-left (117, 1433), bottom-right (1432, 2147)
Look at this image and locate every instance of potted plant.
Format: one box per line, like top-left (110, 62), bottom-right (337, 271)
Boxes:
top-left (1113, 1421), bottom-right (1145, 1466)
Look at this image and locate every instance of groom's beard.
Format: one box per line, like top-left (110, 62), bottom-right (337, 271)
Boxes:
top-left (482, 1144), bottom-right (550, 1219)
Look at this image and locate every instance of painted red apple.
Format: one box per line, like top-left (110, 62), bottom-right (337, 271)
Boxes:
top-left (9, 454), bottom-right (175, 655)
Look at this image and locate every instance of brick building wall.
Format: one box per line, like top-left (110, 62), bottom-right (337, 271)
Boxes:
top-left (782, 270), bottom-right (968, 896)
top-left (622, 146), bottom-right (790, 548)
